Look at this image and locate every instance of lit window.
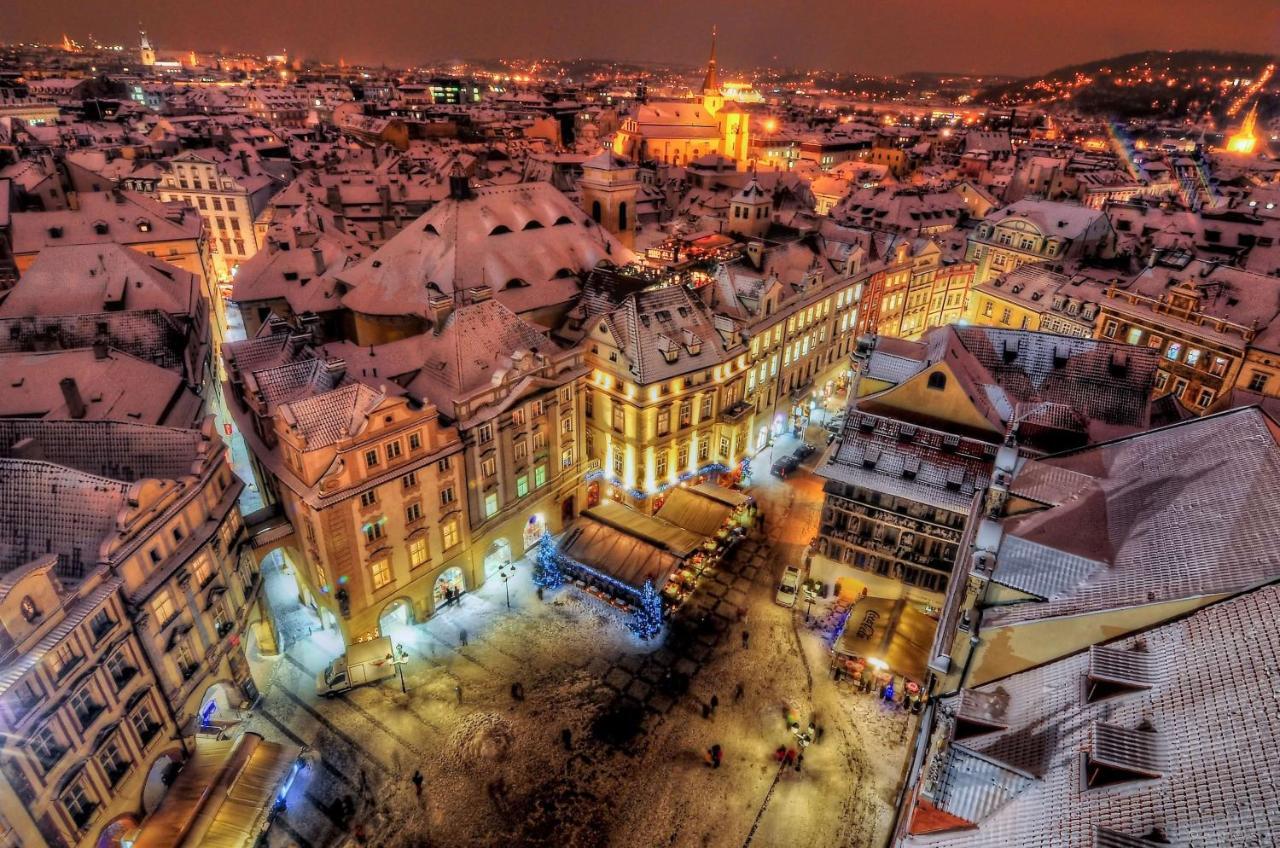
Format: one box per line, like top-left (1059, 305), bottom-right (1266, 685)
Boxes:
top-left (1165, 343), bottom-right (1182, 362)
top-left (370, 559), bottom-right (392, 590)
top-left (409, 538), bottom-right (429, 568)
top-left (1185, 348), bottom-right (1202, 367)
top-left (484, 493), bottom-right (499, 518)
top-left (152, 593), bottom-right (175, 626)
top-left (442, 520), bottom-right (459, 549)
top-left (516, 475), bottom-right (529, 497)
top-left (1125, 328), bottom-right (1143, 346)
top-left (534, 464), bottom-right (546, 487)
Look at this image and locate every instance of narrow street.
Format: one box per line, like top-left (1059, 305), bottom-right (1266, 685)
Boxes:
top-left (235, 415), bottom-right (911, 848)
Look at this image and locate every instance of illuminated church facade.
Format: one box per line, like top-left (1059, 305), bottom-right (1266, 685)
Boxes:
top-left (611, 29), bottom-right (751, 169)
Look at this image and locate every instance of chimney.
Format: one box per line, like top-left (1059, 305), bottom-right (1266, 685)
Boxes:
top-left (312, 246), bottom-right (326, 276)
top-left (238, 148), bottom-right (250, 175)
top-left (378, 183), bottom-right (391, 216)
top-left (60, 378), bottom-right (87, 419)
top-left (92, 337), bottom-right (109, 359)
top-left (448, 160), bottom-right (471, 200)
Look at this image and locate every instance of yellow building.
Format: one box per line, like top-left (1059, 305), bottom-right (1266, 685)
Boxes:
top-left (611, 29), bottom-right (751, 169)
top-left (0, 418), bottom-right (260, 848)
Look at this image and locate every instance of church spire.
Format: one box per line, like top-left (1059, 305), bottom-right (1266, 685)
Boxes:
top-left (701, 26), bottom-right (720, 94)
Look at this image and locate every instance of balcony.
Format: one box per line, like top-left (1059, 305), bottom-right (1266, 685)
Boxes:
top-left (719, 401), bottom-right (753, 424)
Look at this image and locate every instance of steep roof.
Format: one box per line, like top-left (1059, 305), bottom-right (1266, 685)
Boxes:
top-left (914, 584), bottom-right (1280, 846)
top-left (337, 181), bottom-right (631, 318)
top-left (9, 190), bottom-right (202, 255)
top-left (989, 407), bottom-right (1280, 626)
top-left (0, 243), bottom-right (196, 318)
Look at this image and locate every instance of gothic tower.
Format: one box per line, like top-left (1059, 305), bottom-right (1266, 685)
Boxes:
top-left (139, 26), bottom-right (156, 67)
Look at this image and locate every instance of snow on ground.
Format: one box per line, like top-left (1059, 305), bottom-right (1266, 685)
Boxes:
top-left (236, 404), bottom-right (915, 848)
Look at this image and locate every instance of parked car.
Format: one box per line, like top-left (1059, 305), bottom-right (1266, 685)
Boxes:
top-left (317, 636), bottom-right (397, 696)
top-left (775, 566), bottom-right (801, 607)
top-left (794, 442), bottom-right (816, 460)
top-left (771, 455), bottom-right (800, 478)
top-left (825, 416), bottom-right (846, 433)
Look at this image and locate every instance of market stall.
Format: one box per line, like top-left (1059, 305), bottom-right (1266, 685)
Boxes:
top-left (831, 595), bottom-right (938, 712)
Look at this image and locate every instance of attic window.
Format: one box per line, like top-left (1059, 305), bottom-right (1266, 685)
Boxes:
top-left (552, 267), bottom-right (576, 279)
top-left (1085, 722), bottom-right (1166, 788)
top-left (423, 223), bottom-right (439, 235)
top-left (489, 225), bottom-right (512, 236)
top-left (522, 220), bottom-right (544, 230)
top-left (136, 219), bottom-right (152, 232)
top-left (902, 456), bottom-right (920, 480)
top-left (927, 372), bottom-right (947, 391)
top-left (93, 221), bottom-right (109, 235)
top-left (48, 226), bottom-right (63, 238)
top-left (1086, 645), bottom-right (1156, 702)
top-left (861, 447), bottom-right (881, 469)
top-left (283, 271), bottom-right (299, 281)
top-left (553, 215), bottom-right (573, 226)
top-left (944, 469), bottom-right (965, 491)
top-left (504, 278), bottom-right (530, 289)
top-left (371, 260), bottom-right (382, 268)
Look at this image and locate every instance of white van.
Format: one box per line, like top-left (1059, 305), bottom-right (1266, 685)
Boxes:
top-left (317, 636), bottom-right (397, 696)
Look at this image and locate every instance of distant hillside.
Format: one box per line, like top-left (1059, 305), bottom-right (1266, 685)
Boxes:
top-left (978, 50), bottom-right (1277, 119)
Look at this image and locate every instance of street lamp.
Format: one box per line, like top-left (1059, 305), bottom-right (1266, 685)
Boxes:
top-left (498, 560), bottom-right (517, 610)
top-left (392, 643), bottom-right (409, 693)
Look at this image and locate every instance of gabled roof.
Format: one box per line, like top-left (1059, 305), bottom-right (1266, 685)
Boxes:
top-left (913, 584), bottom-right (1280, 846)
top-left (987, 406), bottom-right (1280, 627)
top-left (9, 191), bottom-right (202, 255)
top-left (0, 243), bottom-right (196, 318)
top-left (600, 284), bottom-right (738, 383)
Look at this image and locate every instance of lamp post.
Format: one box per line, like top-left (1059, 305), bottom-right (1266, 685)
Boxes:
top-left (499, 560), bottom-right (517, 610)
top-left (392, 643), bottom-right (409, 693)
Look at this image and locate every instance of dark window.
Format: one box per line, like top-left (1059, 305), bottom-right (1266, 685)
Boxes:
top-left (927, 371), bottom-right (947, 391)
top-left (591, 200), bottom-right (602, 223)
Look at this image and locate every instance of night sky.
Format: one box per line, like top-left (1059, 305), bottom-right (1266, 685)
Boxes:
top-left (7, 0), bottom-right (1277, 76)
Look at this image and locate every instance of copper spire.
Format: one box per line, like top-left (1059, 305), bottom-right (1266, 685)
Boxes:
top-left (702, 26), bottom-right (720, 94)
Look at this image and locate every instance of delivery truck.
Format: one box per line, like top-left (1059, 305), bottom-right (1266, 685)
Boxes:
top-left (317, 636), bottom-right (397, 696)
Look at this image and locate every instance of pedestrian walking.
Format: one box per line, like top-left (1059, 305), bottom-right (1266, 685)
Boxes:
top-left (816, 724), bottom-right (824, 744)
top-left (711, 744), bottom-right (722, 769)
top-left (733, 682), bottom-right (745, 703)
top-left (774, 745), bottom-right (787, 762)
top-left (455, 683), bottom-right (463, 704)
top-left (511, 681), bottom-right (524, 701)
top-left (701, 702), bottom-right (712, 720)
top-left (710, 694), bottom-right (719, 713)
top-left (459, 628), bottom-right (468, 646)
top-left (795, 753), bottom-right (804, 773)
top-left (783, 747), bottom-right (796, 767)
top-left (412, 770), bottom-right (424, 796)
top-left (742, 629), bottom-right (750, 650)
top-left (359, 768), bottom-right (367, 794)
top-left (561, 727), bottom-right (572, 750)
top-left (537, 586), bottom-right (544, 601)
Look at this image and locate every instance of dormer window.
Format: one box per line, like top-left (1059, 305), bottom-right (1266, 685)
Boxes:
top-left (20, 595), bottom-right (40, 622)
top-left (489, 225), bottom-right (512, 235)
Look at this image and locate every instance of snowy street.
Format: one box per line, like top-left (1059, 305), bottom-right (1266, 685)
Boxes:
top-left (236, 417), bottom-right (915, 848)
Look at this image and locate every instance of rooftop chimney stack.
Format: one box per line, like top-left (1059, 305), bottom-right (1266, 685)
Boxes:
top-left (60, 378), bottom-right (87, 419)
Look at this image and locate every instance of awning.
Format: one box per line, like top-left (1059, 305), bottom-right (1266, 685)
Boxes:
top-left (655, 487), bottom-right (733, 537)
top-left (559, 516), bottom-right (684, 595)
top-left (132, 733), bottom-right (301, 848)
top-left (582, 501), bottom-right (702, 558)
top-left (689, 481), bottom-right (750, 509)
top-left (833, 595), bottom-right (938, 683)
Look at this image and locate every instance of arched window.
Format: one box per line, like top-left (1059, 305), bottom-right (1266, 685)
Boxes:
top-left (590, 201), bottom-right (601, 224)
top-left (553, 215), bottom-right (573, 226)
top-left (489, 225), bottom-right (512, 235)
top-left (618, 201), bottom-right (628, 231)
top-left (927, 371), bottom-right (947, 391)
top-left (522, 220), bottom-right (544, 230)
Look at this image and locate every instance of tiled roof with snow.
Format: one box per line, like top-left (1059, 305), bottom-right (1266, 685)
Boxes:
top-left (338, 182), bottom-right (631, 318)
top-left (0, 243), bottom-right (196, 318)
top-left (987, 407), bottom-right (1280, 627)
top-left (915, 584), bottom-right (1280, 846)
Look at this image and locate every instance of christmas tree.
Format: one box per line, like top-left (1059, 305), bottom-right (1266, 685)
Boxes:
top-left (628, 580), bottom-right (664, 640)
top-left (532, 529), bottom-right (565, 590)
